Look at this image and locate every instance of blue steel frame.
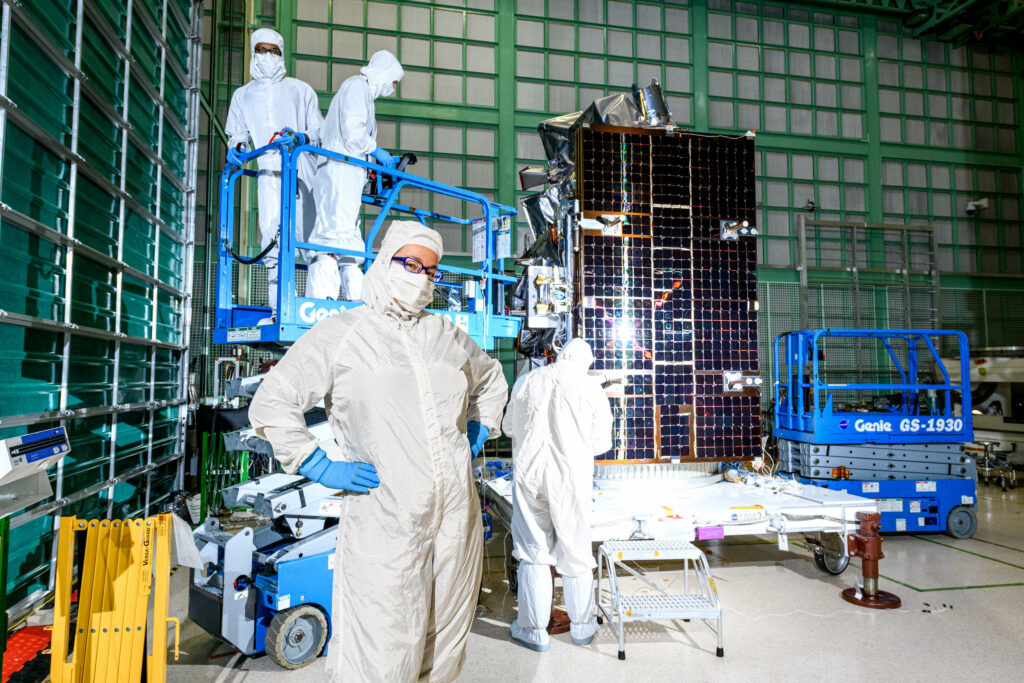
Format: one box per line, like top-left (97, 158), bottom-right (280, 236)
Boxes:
top-left (773, 329), bottom-right (974, 445)
top-left (214, 140), bottom-right (521, 349)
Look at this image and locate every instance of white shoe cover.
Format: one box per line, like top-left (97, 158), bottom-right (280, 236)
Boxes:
top-left (339, 264), bottom-right (364, 301)
top-left (306, 255), bottom-right (341, 300)
top-left (511, 563), bottom-right (551, 652)
top-left (563, 573), bottom-right (597, 644)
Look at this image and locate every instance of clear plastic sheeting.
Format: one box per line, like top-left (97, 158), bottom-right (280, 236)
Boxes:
top-left (593, 463), bottom-right (722, 491)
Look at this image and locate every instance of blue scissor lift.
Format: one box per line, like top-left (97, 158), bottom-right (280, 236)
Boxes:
top-left (773, 329), bottom-right (979, 540)
top-left (214, 137), bottom-right (521, 350)
top-left (201, 138), bottom-right (522, 668)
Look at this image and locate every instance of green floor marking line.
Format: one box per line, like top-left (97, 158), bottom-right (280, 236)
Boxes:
top-left (878, 574), bottom-right (925, 592)
top-left (971, 537), bottom-right (1024, 554)
top-left (915, 582), bottom-right (1024, 592)
top-left (878, 574), bottom-right (1024, 593)
top-left (911, 535), bottom-right (1024, 571)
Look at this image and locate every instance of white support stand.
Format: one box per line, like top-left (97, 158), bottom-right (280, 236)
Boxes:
top-left (597, 539), bottom-right (723, 661)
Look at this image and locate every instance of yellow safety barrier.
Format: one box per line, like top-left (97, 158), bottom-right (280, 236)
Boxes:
top-left (50, 515), bottom-right (180, 683)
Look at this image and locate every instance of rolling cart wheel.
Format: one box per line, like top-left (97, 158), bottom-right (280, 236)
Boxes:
top-left (813, 551), bottom-right (850, 575)
top-left (618, 650), bottom-right (625, 661)
top-left (716, 647), bottom-right (724, 657)
top-left (945, 506), bottom-right (978, 539)
top-left (265, 605), bottom-right (329, 670)
top-left (597, 616), bottom-right (603, 625)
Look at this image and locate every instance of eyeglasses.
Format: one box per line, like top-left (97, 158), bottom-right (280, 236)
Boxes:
top-left (392, 256), bottom-right (443, 282)
top-left (254, 45), bottom-right (282, 56)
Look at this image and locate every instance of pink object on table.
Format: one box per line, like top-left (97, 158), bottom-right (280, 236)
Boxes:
top-left (696, 526), bottom-right (725, 541)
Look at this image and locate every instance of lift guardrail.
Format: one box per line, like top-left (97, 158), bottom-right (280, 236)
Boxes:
top-left (214, 137), bottom-right (520, 349)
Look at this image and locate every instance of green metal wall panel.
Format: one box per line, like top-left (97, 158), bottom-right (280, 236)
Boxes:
top-left (164, 78), bottom-right (188, 128)
top-left (0, 328), bottom-right (62, 416)
top-left (74, 176), bottom-right (121, 259)
top-left (118, 344), bottom-right (152, 405)
top-left (123, 210), bottom-right (157, 276)
top-left (60, 419), bottom-right (111, 495)
top-left (124, 140), bottom-right (158, 213)
top-left (0, 0), bottom-right (199, 620)
top-left (18, 0), bottom-right (74, 54)
top-left (78, 98), bottom-right (123, 184)
top-left (166, 12), bottom-right (190, 75)
top-left (0, 223), bottom-right (66, 319)
top-left (156, 292), bottom-right (182, 344)
top-left (130, 11), bottom-right (162, 86)
top-left (66, 338), bottom-right (116, 409)
top-left (160, 176), bottom-right (186, 233)
top-left (121, 276), bottom-right (154, 338)
top-left (7, 28), bottom-right (73, 145)
top-left (158, 236), bottom-right (184, 288)
top-left (113, 410), bottom-right (150, 477)
top-left (93, 1), bottom-right (127, 38)
top-left (1, 128), bottom-right (70, 232)
top-left (154, 351), bottom-right (180, 401)
top-left (128, 78), bottom-right (161, 149)
top-left (69, 257), bottom-right (117, 332)
top-left (5, 517), bottom-right (53, 607)
top-left (81, 17), bottom-right (125, 109)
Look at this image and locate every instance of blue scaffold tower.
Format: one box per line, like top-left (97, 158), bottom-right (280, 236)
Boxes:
top-left (213, 135), bottom-right (521, 350)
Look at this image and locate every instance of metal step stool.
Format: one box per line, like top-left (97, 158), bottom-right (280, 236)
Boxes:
top-left (597, 539), bottom-right (723, 661)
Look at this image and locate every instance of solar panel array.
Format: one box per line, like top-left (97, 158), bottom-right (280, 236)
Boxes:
top-left (577, 126), bottom-right (759, 462)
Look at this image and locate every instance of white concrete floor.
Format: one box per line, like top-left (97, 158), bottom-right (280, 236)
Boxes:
top-left (165, 484), bottom-right (1024, 682)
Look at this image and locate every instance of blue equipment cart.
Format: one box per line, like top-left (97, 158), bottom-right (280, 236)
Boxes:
top-left (773, 329), bottom-right (979, 538)
top-left (214, 137), bottom-right (521, 349)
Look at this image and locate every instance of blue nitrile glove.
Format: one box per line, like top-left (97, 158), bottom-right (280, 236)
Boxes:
top-left (226, 143), bottom-right (247, 167)
top-left (276, 127), bottom-right (307, 146)
top-left (298, 447), bottom-right (380, 493)
top-left (371, 146), bottom-right (396, 169)
top-left (467, 421), bottom-right (489, 457)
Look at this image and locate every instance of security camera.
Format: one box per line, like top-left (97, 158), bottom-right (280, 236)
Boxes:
top-left (965, 198), bottom-right (989, 216)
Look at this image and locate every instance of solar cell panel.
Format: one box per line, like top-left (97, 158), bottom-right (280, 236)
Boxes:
top-left (575, 126), bottom-right (759, 462)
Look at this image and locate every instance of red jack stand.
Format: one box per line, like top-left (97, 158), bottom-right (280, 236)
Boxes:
top-left (842, 511), bottom-right (901, 609)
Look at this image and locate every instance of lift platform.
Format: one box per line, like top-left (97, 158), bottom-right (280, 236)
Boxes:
top-left (214, 137), bottom-right (521, 350)
top-left (773, 329), bottom-right (978, 538)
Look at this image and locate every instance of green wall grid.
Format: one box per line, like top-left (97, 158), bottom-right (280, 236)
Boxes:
top-left (0, 0), bottom-right (201, 617)
top-left (190, 0), bottom-right (1023, 405)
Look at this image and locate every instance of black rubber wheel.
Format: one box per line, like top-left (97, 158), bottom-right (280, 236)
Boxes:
top-left (265, 605), bottom-right (329, 670)
top-left (813, 551), bottom-right (850, 575)
top-left (618, 650), bottom-right (625, 661)
top-left (597, 616), bottom-right (603, 625)
top-left (716, 647), bottom-right (724, 657)
top-left (946, 506), bottom-right (978, 539)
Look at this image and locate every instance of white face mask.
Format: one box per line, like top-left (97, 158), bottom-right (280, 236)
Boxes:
top-left (250, 52), bottom-right (285, 81)
top-left (389, 263), bottom-right (434, 313)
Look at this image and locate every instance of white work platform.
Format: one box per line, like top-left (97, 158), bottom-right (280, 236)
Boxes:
top-left (482, 465), bottom-right (878, 546)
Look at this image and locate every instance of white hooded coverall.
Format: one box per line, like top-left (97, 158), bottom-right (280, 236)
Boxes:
top-left (502, 339), bottom-right (614, 649)
top-left (249, 221), bottom-right (508, 682)
top-left (225, 28), bottom-right (323, 311)
top-left (306, 50), bottom-right (405, 301)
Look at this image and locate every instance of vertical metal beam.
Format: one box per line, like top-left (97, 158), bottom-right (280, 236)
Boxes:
top-left (49, 0), bottom-right (87, 589)
top-left (861, 15), bottom-right (883, 226)
top-left (929, 224), bottom-right (941, 329)
top-left (798, 213), bottom-right (809, 329)
top-left (690, 0), bottom-right (710, 132)
top-left (178, 0), bottom-right (203, 491)
top-left (110, 0), bottom-right (137, 519)
top-left (496, 0), bottom-right (516, 226)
